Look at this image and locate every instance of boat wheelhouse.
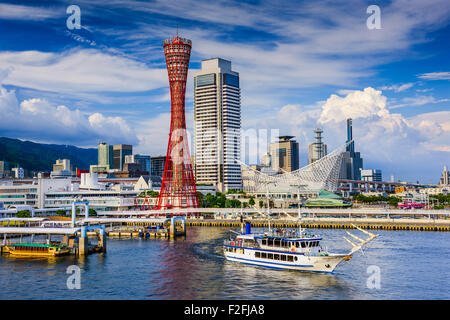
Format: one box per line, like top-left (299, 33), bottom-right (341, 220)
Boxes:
top-left (223, 222), bottom-right (377, 273)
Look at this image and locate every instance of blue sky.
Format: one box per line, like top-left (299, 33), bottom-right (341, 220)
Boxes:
top-left (0, 0), bottom-right (449, 183)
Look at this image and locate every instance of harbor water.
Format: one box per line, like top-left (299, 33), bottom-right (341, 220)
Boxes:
top-left (0, 227), bottom-right (449, 300)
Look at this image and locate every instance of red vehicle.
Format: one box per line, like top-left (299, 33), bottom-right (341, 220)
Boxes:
top-left (398, 200), bottom-right (425, 209)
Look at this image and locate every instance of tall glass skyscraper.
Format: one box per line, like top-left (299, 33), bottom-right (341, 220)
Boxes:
top-left (193, 58), bottom-right (242, 192)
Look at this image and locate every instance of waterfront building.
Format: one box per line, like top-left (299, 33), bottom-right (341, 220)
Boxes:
top-left (340, 119), bottom-right (363, 180)
top-left (308, 128), bottom-right (327, 164)
top-left (361, 169), bottom-right (382, 182)
top-left (98, 142), bottom-right (114, 167)
top-left (0, 176), bottom-right (140, 212)
top-left (150, 156), bottom-right (166, 177)
top-left (269, 136), bottom-right (299, 172)
top-left (90, 164), bottom-right (110, 174)
top-left (113, 144), bottom-right (132, 171)
top-left (439, 165), bottom-right (449, 186)
top-left (193, 58), bottom-right (242, 193)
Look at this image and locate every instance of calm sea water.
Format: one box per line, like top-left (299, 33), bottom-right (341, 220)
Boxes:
top-left (0, 227), bottom-right (449, 300)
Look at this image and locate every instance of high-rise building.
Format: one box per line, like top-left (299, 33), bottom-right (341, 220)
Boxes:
top-left (308, 127), bottom-right (327, 164)
top-left (340, 119), bottom-right (363, 180)
top-left (269, 136), bottom-right (299, 172)
top-left (151, 156), bottom-right (166, 177)
top-left (98, 142), bottom-right (113, 167)
top-left (113, 144), bottom-right (132, 171)
top-left (157, 35), bottom-right (198, 209)
top-left (193, 58), bottom-right (242, 192)
top-left (361, 169), bottom-right (382, 182)
top-left (439, 165), bottom-right (449, 185)
top-left (125, 154), bottom-right (151, 173)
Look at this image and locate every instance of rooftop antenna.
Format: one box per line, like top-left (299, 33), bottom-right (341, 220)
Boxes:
top-left (176, 24), bottom-right (179, 37)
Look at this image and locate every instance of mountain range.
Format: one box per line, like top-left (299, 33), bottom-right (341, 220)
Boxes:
top-left (0, 137), bottom-right (97, 172)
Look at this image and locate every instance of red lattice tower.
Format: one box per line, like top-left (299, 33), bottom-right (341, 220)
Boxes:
top-left (157, 35), bottom-right (199, 211)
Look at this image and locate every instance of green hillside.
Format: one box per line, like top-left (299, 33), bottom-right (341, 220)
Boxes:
top-left (0, 137), bottom-right (97, 172)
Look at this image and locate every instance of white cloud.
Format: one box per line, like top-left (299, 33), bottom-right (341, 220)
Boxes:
top-left (417, 72), bottom-right (450, 80)
top-left (390, 95), bottom-right (449, 109)
top-left (0, 4), bottom-right (60, 21)
top-left (318, 87), bottom-right (388, 124)
top-left (0, 49), bottom-right (167, 95)
top-left (380, 83), bottom-right (414, 92)
top-left (0, 84), bottom-right (137, 146)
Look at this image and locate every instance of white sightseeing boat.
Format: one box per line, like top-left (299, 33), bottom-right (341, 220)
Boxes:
top-left (223, 222), bottom-right (378, 273)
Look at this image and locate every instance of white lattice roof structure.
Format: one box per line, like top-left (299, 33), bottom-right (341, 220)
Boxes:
top-left (241, 143), bottom-right (347, 195)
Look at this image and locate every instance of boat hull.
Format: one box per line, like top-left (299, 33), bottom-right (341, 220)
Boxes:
top-left (6, 246), bottom-right (70, 257)
top-left (224, 250), bottom-right (350, 273)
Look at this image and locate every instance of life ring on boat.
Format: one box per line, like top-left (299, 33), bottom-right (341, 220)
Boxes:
top-left (291, 247), bottom-right (295, 253)
top-left (231, 241), bottom-right (235, 246)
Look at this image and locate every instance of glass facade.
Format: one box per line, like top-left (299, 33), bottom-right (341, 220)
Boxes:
top-left (223, 73), bottom-right (239, 88)
top-left (196, 73), bottom-right (216, 87)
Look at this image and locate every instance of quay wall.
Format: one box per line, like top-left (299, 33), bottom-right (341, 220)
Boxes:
top-left (184, 218), bottom-right (450, 231)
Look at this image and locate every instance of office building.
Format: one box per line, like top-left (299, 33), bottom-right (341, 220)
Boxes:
top-left (361, 169), bottom-right (382, 182)
top-left (50, 159), bottom-right (72, 179)
top-left (439, 165), bottom-right (449, 186)
top-left (269, 136), bottom-right (299, 172)
top-left (113, 144), bottom-right (132, 171)
top-left (308, 128), bottom-right (327, 164)
top-left (11, 167), bottom-right (25, 179)
top-left (0, 161), bottom-right (9, 178)
top-left (53, 159), bottom-right (71, 172)
top-left (98, 142), bottom-right (113, 167)
top-left (340, 119), bottom-right (363, 180)
top-left (125, 154), bottom-right (150, 173)
top-left (193, 58), bottom-right (242, 192)
top-left (150, 156), bottom-right (166, 177)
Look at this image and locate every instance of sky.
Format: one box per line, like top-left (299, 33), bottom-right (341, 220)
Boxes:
top-left (0, 0), bottom-right (449, 184)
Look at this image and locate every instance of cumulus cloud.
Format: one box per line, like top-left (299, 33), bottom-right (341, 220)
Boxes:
top-left (0, 84), bottom-right (138, 146)
top-left (318, 87), bottom-right (388, 124)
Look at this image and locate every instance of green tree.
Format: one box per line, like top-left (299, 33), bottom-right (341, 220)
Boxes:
top-left (89, 208), bottom-right (97, 216)
top-left (16, 210), bottom-right (31, 218)
top-left (248, 197), bottom-right (255, 206)
top-left (55, 209), bottom-right (66, 216)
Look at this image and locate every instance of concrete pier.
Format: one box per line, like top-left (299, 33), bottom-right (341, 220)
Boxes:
top-left (185, 217), bottom-right (450, 231)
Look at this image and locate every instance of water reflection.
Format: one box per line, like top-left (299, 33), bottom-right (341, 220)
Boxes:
top-left (0, 227), bottom-right (449, 299)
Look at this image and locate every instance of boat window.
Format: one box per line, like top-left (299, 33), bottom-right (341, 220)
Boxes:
top-left (294, 257), bottom-right (298, 261)
top-left (274, 254), bottom-right (280, 260)
top-left (301, 242), bottom-right (306, 248)
top-left (287, 255), bottom-right (294, 262)
top-left (261, 252), bottom-right (267, 259)
top-left (268, 253), bottom-right (273, 260)
top-left (274, 239), bottom-right (281, 247)
top-left (281, 255), bottom-right (287, 261)
top-left (296, 242), bottom-right (300, 248)
top-left (262, 239), bottom-right (267, 246)
top-left (315, 241), bottom-right (319, 247)
top-left (255, 252), bottom-right (261, 258)
top-left (268, 239), bottom-right (274, 246)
